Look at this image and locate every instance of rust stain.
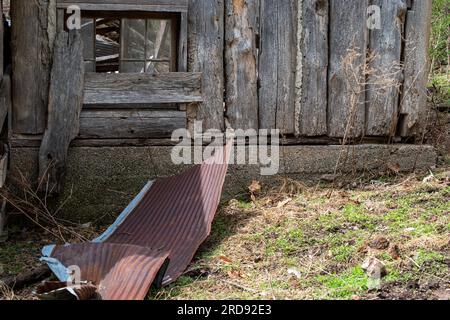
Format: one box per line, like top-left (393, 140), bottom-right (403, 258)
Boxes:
top-left (233, 0), bottom-right (245, 13)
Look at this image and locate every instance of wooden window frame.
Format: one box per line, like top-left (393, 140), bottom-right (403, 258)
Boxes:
top-left (118, 14), bottom-right (179, 73)
top-left (56, 1), bottom-right (188, 72)
top-left (78, 12), bottom-right (179, 73)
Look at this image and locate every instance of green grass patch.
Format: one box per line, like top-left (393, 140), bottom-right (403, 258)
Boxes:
top-left (316, 266), bottom-right (368, 300)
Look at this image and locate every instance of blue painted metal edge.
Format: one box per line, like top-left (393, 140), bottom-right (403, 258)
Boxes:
top-left (93, 180), bottom-right (154, 243)
top-left (40, 180), bottom-right (155, 282)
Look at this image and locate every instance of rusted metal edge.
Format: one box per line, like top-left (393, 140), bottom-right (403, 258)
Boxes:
top-left (40, 141), bottom-right (232, 300)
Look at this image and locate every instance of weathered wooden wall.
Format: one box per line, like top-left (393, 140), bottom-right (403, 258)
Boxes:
top-left (9, 0), bottom-right (432, 143)
top-left (11, 0), bottom-right (56, 135)
top-left (223, 0), bottom-right (431, 139)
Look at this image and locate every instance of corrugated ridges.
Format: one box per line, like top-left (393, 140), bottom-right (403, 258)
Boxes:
top-left (106, 141), bottom-right (232, 285)
top-left (43, 141), bottom-right (232, 299)
top-left (50, 243), bottom-right (169, 300)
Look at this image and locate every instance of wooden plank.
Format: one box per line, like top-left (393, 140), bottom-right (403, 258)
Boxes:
top-left (0, 2), bottom-right (3, 82)
top-left (11, 0), bottom-right (56, 134)
top-left (259, 0), bottom-right (297, 134)
top-left (297, 0), bottom-right (328, 136)
top-left (57, 0), bottom-right (188, 12)
top-left (366, 0), bottom-right (407, 136)
top-left (328, 0), bottom-right (368, 138)
top-left (178, 12), bottom-right (188, 72)
top-left (188, 0), bottom-right (225, 131)
top-left (0, 72), bottom-right (11, 134)
top-left (84, 72), bottom-right (203, 106)
top-left (39, 31), bottom-right (85, 194)
top-left (225, 0), bottom-right (259, 130)
top-left (399, 0), bottom-right (432, 137)
top-left (79, 110), bottom-right (186, 139)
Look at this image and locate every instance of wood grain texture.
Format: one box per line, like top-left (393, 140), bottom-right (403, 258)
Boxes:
top-left (225, 0), bottom-right (259, 130)
top-left (399, 0), bottom-right (432, 137)
top-left (259, 0), bottom-right (297, 134)
top-left (0, 72), bottom-right (11, 135)
top-left (11, 0), bottom-right (56, 134)
top-left (57, 0), bottom-right (188, 12)
top-left (297, 0), bottom-right (328, 136)
top-left (84, 72), bottom-right (203, 106)
top-left (328, 0), bottom-right (368, 138)
top-left (78, 110), bottom-right (186, 139)
top-left (188, 0), bottom-right (225, 131)
top-left (0, 3), bottom-right (3, 82)
top-left (39, 31), bottom-right (84, 194)
top-left (366, 0), bottom-right (406, 136)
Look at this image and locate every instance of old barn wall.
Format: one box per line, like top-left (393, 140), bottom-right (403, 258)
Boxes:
top-left (9, 0), bottom-right (433, 143)
top-left (5, 0), bottom-right (436, 220)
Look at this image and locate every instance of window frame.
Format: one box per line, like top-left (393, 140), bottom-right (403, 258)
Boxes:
top-left (56, 1), bottom-right (188, 72)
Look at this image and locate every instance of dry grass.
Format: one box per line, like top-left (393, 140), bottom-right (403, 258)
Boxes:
top-left (0, 281), bottom-right (16, 300)
top-left (0, 170), bottom-right (93, 243)
top-left (0, 168), bottom-right (448, 300)
top-left (151, 168), bottom-right (449, 300)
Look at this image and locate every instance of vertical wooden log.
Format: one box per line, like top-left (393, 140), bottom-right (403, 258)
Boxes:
top-left (0, 72), bottom-right (10, 135)
top-left (366, 0), bottom-right (407, 136)
top-left (39, 31), bottom-right (84, 194)
top-left (178, 12), bottom-right (188, 72)
top-left (188, 0), bottom-right (225, 131)
top-left (0, 4), bottom-right (5, 240)
top-left (259, 0), bottom-right (297, 134)
top-left (328, 0), bottom-right (368, 138)
top-left (297, 0), bottom-right (328, 136)
top-left (0, 1), bottom-right (3, 82)
top-left (11, 0), bottom-right (56, 135)
top-left (225, 0), bottom-right (259, 130)
top-left (399, 0), bottom-right (432, 137)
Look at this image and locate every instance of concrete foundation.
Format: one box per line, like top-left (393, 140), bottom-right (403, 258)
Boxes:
top-left (8, 144), bottom-right (437, 223)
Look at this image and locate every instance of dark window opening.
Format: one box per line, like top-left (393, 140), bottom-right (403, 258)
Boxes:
top-left (77, 12), bottom-right (178, 73)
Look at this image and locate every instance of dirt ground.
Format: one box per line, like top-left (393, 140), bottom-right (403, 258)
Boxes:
top-left (0, 165), bottom-right (448, 300)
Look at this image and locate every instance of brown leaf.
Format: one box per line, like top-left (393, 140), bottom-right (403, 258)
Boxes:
top-left (227, 270), bottom-right (242, 279)
top-left (387, 163), bottom-right (401, 174)
top-left (248, 180), bottom-right (261, 194)
top-left (218, 256), bottom-right (233, 264)
top-left (388, 244), bottom-right (401, 260)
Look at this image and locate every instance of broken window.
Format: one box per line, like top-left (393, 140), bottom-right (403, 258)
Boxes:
top-left (79, 14), bottom-right (177, 73)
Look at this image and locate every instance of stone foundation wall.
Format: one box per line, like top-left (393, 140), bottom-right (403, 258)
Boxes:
top-left (8, 144), bottom-right (437, 223)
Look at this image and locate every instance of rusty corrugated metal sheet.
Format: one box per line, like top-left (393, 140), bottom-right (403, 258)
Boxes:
top-left (39, 142), bottom-right (232, 300)
top-left (41, 243), bottom-right (169, 300)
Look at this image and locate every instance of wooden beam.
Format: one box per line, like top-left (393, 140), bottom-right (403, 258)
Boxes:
top-left (259, 0), bottom-right (297, 134)
top-left (366, 0), bottom-right (406, 136)
top-left (11, 0), bottom-right (56, 134)
top-left (0, 73), bottom-right (11, 135)
top-left (39, 31), bottom-right (85, 195)
top-left (296, 0), bottom-right (328, 136)
top-left (225, 0), bottom-right (259, 130)
top-left (188, 0), bottom-right (225, 131)
top-left (399, 0), bottom-right (432, 137)
top-left (56, 0), bottom-right (189, 12)
top-left (78, 110), bottom-right (186, 139)
top-left (84, 72), bottom-right (203, 106)
top-left (328, 0), bottom-right (368, 138)
top-left (0, 266), bottom-right (52, 291)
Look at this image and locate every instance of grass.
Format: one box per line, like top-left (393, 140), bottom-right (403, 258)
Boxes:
top-left (150, 169), bottom-right (450, 300)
